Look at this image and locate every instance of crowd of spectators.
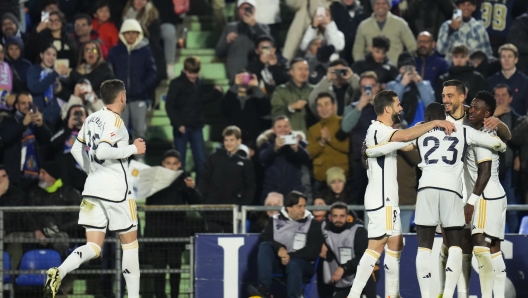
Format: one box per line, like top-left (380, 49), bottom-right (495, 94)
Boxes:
top-left (2, 0), bottom-right (528, 296)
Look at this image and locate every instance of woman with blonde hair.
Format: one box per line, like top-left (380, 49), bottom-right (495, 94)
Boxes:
top-left (69, 41), bottom-right (114, 97)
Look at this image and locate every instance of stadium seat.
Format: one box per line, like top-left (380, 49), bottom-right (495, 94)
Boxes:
top-left (15, 250), bottom-right (61, 286)
top-left (519, 216), bottom-right (528, 234)
top-left (3, 252), bottom-right (11, 283)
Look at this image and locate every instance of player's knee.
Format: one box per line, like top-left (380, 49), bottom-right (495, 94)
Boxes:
top-left (86, 242), bottom-right (102, 259)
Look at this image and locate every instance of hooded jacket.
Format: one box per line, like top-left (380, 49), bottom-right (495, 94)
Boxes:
top-left (4, 36), bottom-right (31, 87)
top-left (0, 12), bottom-right (30, 51)
top-left (351, 53), bottom-right (398, 84)
top-left (106, 19), bottom-right (157, 102)
top-left (260, 208), bottom-right (323, 261)
top-left (435, 64), bottom-right (486, 104)
top-left (257, 129), bottom-right (310, 200)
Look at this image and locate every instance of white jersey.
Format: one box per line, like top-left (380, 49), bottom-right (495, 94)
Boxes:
top-left (364, 121), bottom-right (399, 211)
top-left (416, 123), bottom-right (507, 198)
top-left (446, 112), bottom-right (467, 124)
top-left (464, 129), bottom-right (506, 200)
top-left (75, 107), bottom-right (137, 202)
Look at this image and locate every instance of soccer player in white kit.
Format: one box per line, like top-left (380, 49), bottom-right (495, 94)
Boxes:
top-left (365, 102), bottom-right (507, 298)
top-left (347, 90), bottom-right (456, 298)
top-left (464, 91), bottom-right (508, 298)
top-left (44, 80), bottom-right (146, 298)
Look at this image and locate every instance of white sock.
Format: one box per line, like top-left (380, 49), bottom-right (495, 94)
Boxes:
top-left (457, 254), bottom-right (472, 298)
top-left (443, 246), bottom-right (462, 297)
top-left (474, 246), bottom-right (494, 298)
top-left (58, 242), bottom-right (101, 280)
top-left (384, 248), bottom-right (401, 298)
top-left (122, 240), bottom-right (140, 298)
top-left (492, 252), bottom-right (506, 298)
top-left (416, 247), bottom-right (432, 298)
top-left (348, 249), bottom-right (380, 298)
top-left (438, 244), bottom-right (448, 296)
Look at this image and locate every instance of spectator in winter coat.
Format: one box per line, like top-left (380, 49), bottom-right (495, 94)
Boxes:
top-left (215, 0), bottom-right (271, 81)
top-left (91, 1), bottom-right (119, 50)
top-left (246, 36), bottom-right (290, 97)
top-left (144, 149), bottom-right (200, 298)
top-left (299, 8), bottom-right (345, 56)
top-left (0, 12), bottom-right (29, 49)
top-left (414, 31), bottom-right (449, 88)
top-left (60, 79), bottom-right (104, 119)
top-left (352, 36), bottom-right (398, 88)
top-left (0, 43), bottom-right (23, 94)
top-left (122, 0), bottom-right (167, 81)
top-left (487, 44), bottom-right (528, 115)
top-left (508, 11), bottom-right (528, 75)
top-left (68, 41), bottom-right (115, 99)
top-left (469, 50), bottom-right (501, 78)
top-left (330, 0), bottom-right (367, 65)
top-left (4, 36), bottom-right (31, 87)
top-left (258, 116), bottom-right (310, 201)
top-left (320, 166), bottom-right (354, 204)
top-left (72, 14), bottom-right (108, 59)
top-left (435, 45), bottom-right (486, 104)
top-left (165, 56), bottom-right (223, 173)
top-left (386, 52), bottom-right (435, 127)
top-left (106, 18), bottom-right (157, 141)
top-left (221, 72), bottom-right (271, 143)
top-left (353, 0), bottom-right (416, 64)
top-left (436, 0), bottom-right (492, 61)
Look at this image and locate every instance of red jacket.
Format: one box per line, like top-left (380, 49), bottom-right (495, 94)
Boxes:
top-left (92, 19), bottom-right (119, 50)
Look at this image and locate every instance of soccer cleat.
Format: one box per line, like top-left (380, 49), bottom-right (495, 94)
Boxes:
top-left (247, 284), bottom-right (270, 298)
top-left (43, 267), bottom-right (61, 298)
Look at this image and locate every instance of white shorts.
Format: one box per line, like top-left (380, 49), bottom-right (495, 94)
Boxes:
top-left (471, 197), bottom-right (506, 240)
top-left (366, 206), bottom-right (401, 239)
top-left (415, 188), bottom-right (465, 228)
top-left (78, 197), bottom-right (138, 234)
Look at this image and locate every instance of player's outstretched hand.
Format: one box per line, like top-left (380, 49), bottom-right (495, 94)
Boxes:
top-left (434, 120), bottom-right (457, 135)
top-left (464, 204), bottom-right (474, 225)
top-left (133, 138), bottom-right (146, 155)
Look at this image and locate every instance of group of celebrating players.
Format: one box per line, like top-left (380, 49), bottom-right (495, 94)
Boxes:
top-left (348, 79), bottom-right (509, 298)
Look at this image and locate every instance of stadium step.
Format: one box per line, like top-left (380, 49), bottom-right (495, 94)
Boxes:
top-left (186, 31), bottom-right (215, 49)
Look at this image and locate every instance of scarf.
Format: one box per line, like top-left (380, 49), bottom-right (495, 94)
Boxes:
top-left (45, 178), bottom-right (63, 193)
top-left (16, 111), bottom-right (39, 178)
top-left (40, 68), bottom-right (54, 104)
top-left (0, 62), bottom-right (13, 92)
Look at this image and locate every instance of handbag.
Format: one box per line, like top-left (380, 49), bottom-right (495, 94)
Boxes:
top-left (173, 0), bottom-right (190, 15)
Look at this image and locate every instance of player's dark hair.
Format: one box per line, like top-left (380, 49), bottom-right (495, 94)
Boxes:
top-left (272, 115), bottom-right (289, 126)
top-left (284, 191), bottom-right (307, 208)
top-left (424, 103), bottom-right (446, 122)
top-left (74, 13), bottom-right (92, 25)
top-left (372, 36), bottom-right (390, 52)
top-left (475, 90), bottom-right (496, 116)
top-left (315, 92), bottom-right (335, 105)
top-left (493, 83), bottom-right (513, 97)
top-left (373, 90), bottom-right (398, 115)
top-left (329, 58), bottom-right (349, 68)
top-left (330, 202), bottom-right (348, 214)
top-left (163, 149), bottom-right (181, 162)
top-left (100, 79), bottom-right (125, 105)
top-left (442, 79), bottom-right (466, 96)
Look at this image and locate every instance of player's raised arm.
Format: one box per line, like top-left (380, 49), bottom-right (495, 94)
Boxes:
top-left (391, 120), bottom-right (455, 142)
top-left (365, 141), bottom-right (413, 158)
top-left (465, 126), bottom-right (507, 153)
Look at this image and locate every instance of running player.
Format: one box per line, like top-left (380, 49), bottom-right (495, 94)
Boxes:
top-left (365, 102), bottom-right (507, 298)
top-left (347, 90), bottom-right (456, 298)
top-left (464, 91), bottom-right (508, 298)
top-left (43, 79), bottom-right (146, 298)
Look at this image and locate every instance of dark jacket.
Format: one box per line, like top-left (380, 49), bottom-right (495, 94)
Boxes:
top-left (144, 171), bottom-right (201, 238)
top-left (165, 73), bottom-right (223, 129)
top-left (246, 58), bottom-right (290, 96)
top-left (435, 64), bottom-right (486, 104)
top-left (322, 220), bottom-right (368, 276)
top-left (487, 70), bottom-right (528, 115)
top-left (106, 39), bottom-right (157, 101)
top-left (330, 1), bottom-right (367, 65)
top-left (260, 209), bottom-right (323, 262)
top-left (68, 62), bottom-right (115, 98)
top-left (221, 86), bottom-right (271, 143)
top-left (26, 65), bottom-right (64, 127)
top-left (257, 130), bottom-right (310, 200)
top-left (321, 183), bottom-right (355, 205)
top-left (0, 185), bottom-right (32, 234)
top-left (4, 36), bottom-right (31, 87)
top-left (30, 29), bottom-right (78, 67)
top-left (152, 0), bottom-right (180, 24)
top-left (414, 51), bottom-right (450, 87)
top-left (199, 148), bottom-right (256, 205)
top-left (508, 13), bottom-right (528, 75)
top-left (0, 114), bottom-right (52, 184)
top-left (351, 53), bottom-right (398, 84)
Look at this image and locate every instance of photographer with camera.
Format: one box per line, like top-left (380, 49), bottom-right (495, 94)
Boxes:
top-left (50, 104), bottom-right (88, 192)
top-left (221, 71), bottom-right (271, 143)
top-left (308, 59), bottom-right (359, 118)
top-left (61, 79), bottom-right (103, 120)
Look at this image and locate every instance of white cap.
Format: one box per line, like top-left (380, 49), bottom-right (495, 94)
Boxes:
top-left (237, 0), bottom-right (256, 8)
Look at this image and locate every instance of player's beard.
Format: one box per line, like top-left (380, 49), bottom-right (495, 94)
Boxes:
top-left (391, 109), bottom-right (401, 124)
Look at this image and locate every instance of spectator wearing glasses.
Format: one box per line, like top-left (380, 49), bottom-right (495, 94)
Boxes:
top-left (72, 14), bottom-right (108, 59)
top-left (0, 13), bottom-right (29, 49)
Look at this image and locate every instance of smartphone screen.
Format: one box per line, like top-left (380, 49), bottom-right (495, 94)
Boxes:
top-left (453, 9), bottom-right (462, 20)
top-left (316, 7), bottom-right (325, 19)
top-left (41, 11), bottom-right (50, 22)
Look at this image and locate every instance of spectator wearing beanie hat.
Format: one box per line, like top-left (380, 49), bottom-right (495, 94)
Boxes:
top-left (4, 36), bottom-right (31, 87)
top-left (353, 0), bottom-right (416, 64)
top-left (0, 13), bottom-right (29, 49)
top-left (386, 52), bottom-right (435, 126)
top-left (321, 166), bottom-right (355, 204)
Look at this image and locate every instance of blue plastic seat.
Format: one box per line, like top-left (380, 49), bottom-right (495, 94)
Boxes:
top-left (519, 216), bottom-right (528, 234)
top-left (15, 250), bottom-right (61, 286)
top-left (4, 251), bottom-right (11, 283)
